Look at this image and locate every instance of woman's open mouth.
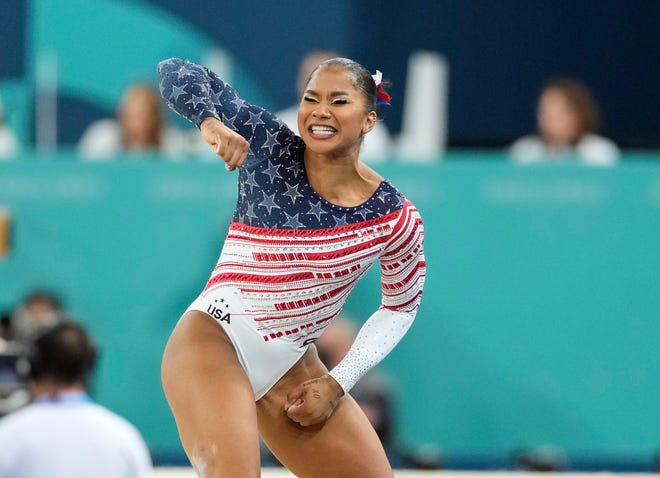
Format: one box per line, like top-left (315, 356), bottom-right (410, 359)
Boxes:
top-left (309, 125), bottom-right (337, 139)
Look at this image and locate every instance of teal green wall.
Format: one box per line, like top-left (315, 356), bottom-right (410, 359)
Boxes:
top-left (1, 152), bottom-right (659, 466)
top-left (0, 0), bottom-right (270, 146)
top-left (27, 0), bottom-right (270, 108)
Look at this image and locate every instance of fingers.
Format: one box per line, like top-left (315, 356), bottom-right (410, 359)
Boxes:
top-left (284, 388), bottom-right (312, 424)
top-left (286, 401), bottom-right (329, 427)
top-left (284, 384), bottom-right (337, 427)
top-left (284, 397), bottom-right (303, 413)
top-left (200, 117), bottom-right (249, 171)
top-left (212, 132), bottom-right (249, 171)
top-left (284, 389), bottom-right (304, 413)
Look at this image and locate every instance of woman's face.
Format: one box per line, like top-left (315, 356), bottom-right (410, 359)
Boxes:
top-left (298, 66), bottom-right (376, 156)
top-left (537, 88), bottom-right (581, 147)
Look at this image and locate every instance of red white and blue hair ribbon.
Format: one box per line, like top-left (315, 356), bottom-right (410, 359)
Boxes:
top-left (372, 70), bottom-right (391, 106)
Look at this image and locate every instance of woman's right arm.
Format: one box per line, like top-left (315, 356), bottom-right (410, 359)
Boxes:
top-left (158, 58), bottom-right (293, 167)
top-left (158, 58), bottom-right (251, 169)
top-left (158, 57), bottom-right (230, 128)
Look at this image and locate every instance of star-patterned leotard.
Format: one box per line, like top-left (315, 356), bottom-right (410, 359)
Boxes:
top-left (158, 58), bottom-right (426, 399)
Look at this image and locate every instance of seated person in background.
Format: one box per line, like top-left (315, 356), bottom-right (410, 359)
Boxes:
top-left (316, 318), bottom-right (441, 469)
top-left (0, 320), bottom-right (152, 478)
top-left (316, 319), bottom-right (394, 448)
top-left (509, 77), bottom-right (619, 166)
top-left (0, 97), bottom-right (19, 159)
top-left (276, 50), bottom-right (393, 162)
top-left (78, 83), bottom-right (185, 160)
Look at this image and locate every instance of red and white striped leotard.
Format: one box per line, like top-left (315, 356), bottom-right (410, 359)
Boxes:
top-left (159, 58), bottom-right (426, 398)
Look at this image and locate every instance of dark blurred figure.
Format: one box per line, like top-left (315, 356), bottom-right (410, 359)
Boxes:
top-left (0, 320), bottom-right (152, 477)
top-left (78, 83), bottom-right (185, 160)
top-left (316, 318), bottom-right (442, 470)
top-left (0, 290), bottom-right (66, 416)
top-left (0, 290), bottom-right (64, 345)
top-left (316, 319), bottom-right (394, 446)
top-left (510, 77), bottom-right (619, 166)
top-left (514, 445), bottom-right (567, 471)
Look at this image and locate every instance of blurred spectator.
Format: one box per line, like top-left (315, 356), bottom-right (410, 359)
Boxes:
top-left (316, 318), bottom-right (394, 447)
top-left (0, 291), bottom-right (67, 416)
top-left (0, 320), bottom-right (152, 478)
top-left (78, 83), bottom-right (185, 160)
top-left (0, 97), bottom-right (19, 159)
top-left (316, 318), bottom-right (442, 469)
top-left (513, 445), bottom-right (567, 471)
top-left (0, 290), bottom-right (65, 345)
top-left (509, 77), bottom-right (619, 166)
top-left (276, 50), bottom-right (393, 163)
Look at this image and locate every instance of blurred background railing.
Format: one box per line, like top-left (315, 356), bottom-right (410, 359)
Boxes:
top-left (2, 153), bottom-right (659, 470)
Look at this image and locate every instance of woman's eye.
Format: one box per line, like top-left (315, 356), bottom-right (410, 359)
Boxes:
top-left (303, 96), bottom-right (318, 103)
top-left (332, 99), bottom-right (348, 105)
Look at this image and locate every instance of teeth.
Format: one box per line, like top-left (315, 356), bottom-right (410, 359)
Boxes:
top-left (311, 126), bottom-right (336, 134)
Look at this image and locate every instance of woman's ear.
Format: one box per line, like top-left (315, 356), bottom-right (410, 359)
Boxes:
top-left (362, 110), bottom-right (377, 135)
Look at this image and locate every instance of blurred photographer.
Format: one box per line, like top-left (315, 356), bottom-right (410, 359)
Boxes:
top-left (0, 320), bottom-right (152, 478)
top-left (0, 291), bottom-right (66, 416)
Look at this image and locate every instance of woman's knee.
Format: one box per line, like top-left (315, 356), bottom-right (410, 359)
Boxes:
top-left (161, 312), bottom-right (261, 476)
top-left (188, 440), bottom-right (260, 478)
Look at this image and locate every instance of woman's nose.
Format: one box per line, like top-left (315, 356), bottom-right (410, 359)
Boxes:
top-left (312, 103), bottom-right (331, 118)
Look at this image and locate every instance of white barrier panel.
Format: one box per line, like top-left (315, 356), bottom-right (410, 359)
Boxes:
top-left (397, 50), bottom-right (449, 161)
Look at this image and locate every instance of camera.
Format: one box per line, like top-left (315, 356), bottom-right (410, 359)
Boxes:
top-left (0, 347), bottom-right (30, 416)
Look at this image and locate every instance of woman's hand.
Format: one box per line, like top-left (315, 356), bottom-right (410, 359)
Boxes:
top-left (284, 374), bottom-right (344, 427)
top-left (200, 117), bottom-right (249, 171)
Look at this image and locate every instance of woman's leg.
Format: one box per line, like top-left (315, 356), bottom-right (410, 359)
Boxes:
top-left (256, 346), bottom-right (393, 478)
top-left (161, 310), bottom-right (261, 478)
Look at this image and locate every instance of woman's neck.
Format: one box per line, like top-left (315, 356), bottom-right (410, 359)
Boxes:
top-left (304, 150), bottom-right (382, 207)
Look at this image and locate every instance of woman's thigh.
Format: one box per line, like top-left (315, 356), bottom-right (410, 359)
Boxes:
top-left (162, 310), bottom-right (260, 478)
top-left (256, 346), bottom-right (393, 478)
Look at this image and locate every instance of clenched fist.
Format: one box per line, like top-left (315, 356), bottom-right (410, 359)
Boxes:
top-left (200, 117), bottom-right (250, 171)
top-left (284, 374), bottom-right (344, 427)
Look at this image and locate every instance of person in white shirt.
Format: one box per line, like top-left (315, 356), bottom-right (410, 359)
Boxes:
top-left (509, 77), bottom-right (619, 166)
top-left (78, 83), bottom-right (185, 160)
top-left (0, 320), bottom-right (152, 478)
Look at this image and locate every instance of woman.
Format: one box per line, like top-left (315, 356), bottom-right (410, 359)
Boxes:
top-left (77, 83), bottom-right (186, 160)
top-left (509, 77), bottom-right (619, 166)
top-left (158, 56), bottom-right (425, 477)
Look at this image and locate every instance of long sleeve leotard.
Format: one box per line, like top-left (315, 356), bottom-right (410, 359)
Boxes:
top-left (158, 58), bottom-right (426, 392)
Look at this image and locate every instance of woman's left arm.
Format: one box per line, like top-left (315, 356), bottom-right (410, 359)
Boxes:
top-left (328, 202), bottom-right (426, 393)
top-left (285, 202), bottom-right (426, 425)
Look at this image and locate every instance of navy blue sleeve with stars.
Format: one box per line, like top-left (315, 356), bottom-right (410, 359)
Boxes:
top-left (157, 58), bottom-right (406, 230)
top-left (158, 57), bottom-right (295, 164)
